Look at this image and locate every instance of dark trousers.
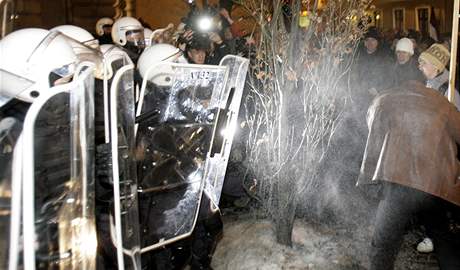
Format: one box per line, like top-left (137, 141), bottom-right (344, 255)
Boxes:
top-left (370, 182), bottom-right (460, 270)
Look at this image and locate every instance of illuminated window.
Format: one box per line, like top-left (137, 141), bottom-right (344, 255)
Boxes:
top-left (416, 6), bottom-right (430, 38)
top-left (393, 8), bottom-right (405, 31)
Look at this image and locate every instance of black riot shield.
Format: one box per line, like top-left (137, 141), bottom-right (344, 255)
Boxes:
top-left (135, 62), bottom-right (228, 252)
top-left (0, 117), bottom-right (22, 270)
top-left (109, 64), bottom-right (142, 270)
top-left (21, 66), bottom-right (97, 270)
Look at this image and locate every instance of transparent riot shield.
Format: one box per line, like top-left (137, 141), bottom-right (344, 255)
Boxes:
top-left (21, 66), bottom-right (97, 270)
top-left (204, 55), bottom-right (249, 206)
top-left (69, 65), bottom-right (97, 270)
top-left (135, 62), bottom-right (228, 252)
top-left (0, 117), bottom-right (22, 270)
top-left (0, 0), bottom-right (15, 39)
top-left (109, 64), bottom-right (141, 269)
top-left (101, 46), bottom-right (134, 143)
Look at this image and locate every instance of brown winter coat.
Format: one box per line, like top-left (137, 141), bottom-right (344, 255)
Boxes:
top-left (356, 81), bottom-right (460, 206)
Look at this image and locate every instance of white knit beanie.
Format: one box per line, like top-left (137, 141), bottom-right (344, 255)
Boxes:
top-left (396, 38), bottom-right (414, 55)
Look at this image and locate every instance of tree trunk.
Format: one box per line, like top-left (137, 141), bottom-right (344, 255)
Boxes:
top-left (273, 194), bottom-right (297, 247)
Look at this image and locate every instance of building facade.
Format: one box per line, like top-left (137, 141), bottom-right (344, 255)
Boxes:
top-left (372, 0), bottom-right (454, 37)
top-left (3, 0), bottom-right (117, 34)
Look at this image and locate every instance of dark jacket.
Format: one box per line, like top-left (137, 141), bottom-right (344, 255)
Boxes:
top-left (391, 57), bottom-right (425, 87)
top-left (352, 45), bottom-right (393, 93)
top-left (357, 81), bottom-right (460, 206)
top-left (206, 41), bottom-right (233, 65)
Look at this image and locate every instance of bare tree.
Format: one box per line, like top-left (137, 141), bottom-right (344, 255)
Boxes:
top-left (242, 0), bottom-right (372, 246)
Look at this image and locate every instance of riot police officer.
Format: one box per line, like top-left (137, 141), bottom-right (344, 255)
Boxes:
top-left (112, 17), bottom-right (146, 64)
top-left (96, 17), bottom-right (114, 45)
top-left (0, 28), bottom-right (84, 269)
top-left (136, 43), bottom-right (223, 270)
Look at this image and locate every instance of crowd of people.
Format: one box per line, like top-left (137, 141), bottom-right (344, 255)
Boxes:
top-left (352, 26), bottom-right (460, 270)
top-left (352, 26), bottom-right (458, 105)
top-left (99, 4), bottom-right (255, 67)
top-left (0, 2), bottom-right (253, 269)
top-left (3, 0), bottom-right (460, 268)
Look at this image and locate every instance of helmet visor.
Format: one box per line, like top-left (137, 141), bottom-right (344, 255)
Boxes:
top-left (83, 38), bottom-right (100, 49)
top-left (0, 68), bottom-right (35, 102)
top-left (26, 31), bottom-right (78, 80)
top-left (126, 29), bottom-right (145, 48)
top-left (34, 31), bottom-right (105, 80)
top-left (0, 95), bottom-right (11, 107)
top-left (50, 63), bottom-right (75, 78)
top-left (57, 35), bottom-right (105, 79)
top-left (102, 24), bottom-right (112, 34)
top-left (49, 63), bottom-right (76, 85)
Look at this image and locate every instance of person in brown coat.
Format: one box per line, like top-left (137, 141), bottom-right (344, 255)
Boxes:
top-left (356, 80), bottom-right (460, 270)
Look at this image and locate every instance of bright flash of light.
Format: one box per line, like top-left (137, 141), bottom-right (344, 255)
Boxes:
top-left (71, 217), bottom-right (98, 259)
top-left (220, 122), bottom-right (237, 139)
top-left (198, 16), bottom-right (213, 32)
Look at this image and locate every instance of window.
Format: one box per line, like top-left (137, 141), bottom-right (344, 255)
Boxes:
top-left (393, 8), bottom-right (405, 32)
top-left (367, 9), bottom-right (383, 29)
top-left (374, 10), bottom-right (383, 29)
top-left (416, 7), bottom-right (430, 38)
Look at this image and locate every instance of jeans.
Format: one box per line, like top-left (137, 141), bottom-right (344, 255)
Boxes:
top-left (370, 182), bottom-right (460, 270)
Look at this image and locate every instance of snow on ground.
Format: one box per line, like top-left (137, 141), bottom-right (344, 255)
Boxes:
top-left (212, 217), bottom-right (366, 270)
top-left (212, 214), bottom-right (440, 270)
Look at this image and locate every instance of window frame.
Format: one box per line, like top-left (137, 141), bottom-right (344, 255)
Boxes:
top-left (392, 7), bottom-right (405, 32)
top-left (415, 6), bottom-right (431, 33)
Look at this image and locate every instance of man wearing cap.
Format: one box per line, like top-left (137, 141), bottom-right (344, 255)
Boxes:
top-left (419, 43), bottom-right (460, 110)
top-left (347, 28), bottom-right (393, 187)
top-left (353, 27), bottom-right (393, 95)
top-left (391, 38), bottom-right (424, 87)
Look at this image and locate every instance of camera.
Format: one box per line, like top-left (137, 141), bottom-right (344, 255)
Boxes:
top-left (182, 6), bottom-right (220, 34)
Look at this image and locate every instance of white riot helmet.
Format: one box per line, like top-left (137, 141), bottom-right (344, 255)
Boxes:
top-left (144, 28), bottom-right (153, 47)
top-left (100, 44), bottom-right (133, 79)
top-left (51, 25), bottom-right (105, 79)
top-left (137, 43), bottom-right (187, 87)
top-left (95, 17), bottom-right (114, 36)
top-left (0, 28), bottom-right (77, 105)
top-left (50, 25), bottom-right (99, 49)
top-left (111, 17), bottom-right (144, 47)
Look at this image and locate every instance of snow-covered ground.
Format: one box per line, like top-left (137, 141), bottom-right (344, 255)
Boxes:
top-left (212, 214), bottom-right (440, 270)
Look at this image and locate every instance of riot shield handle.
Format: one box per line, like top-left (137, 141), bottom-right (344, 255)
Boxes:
top-left (210, 87), bottom-right (234, 157)
top-left (135, 108), bottom-right (161, 124)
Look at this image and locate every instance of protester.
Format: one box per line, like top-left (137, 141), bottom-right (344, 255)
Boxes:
top-left (391, 37), bottom-right (424, 87)
top-left (352, 27), bottom-right (393, 95)
top-left (418, 43), bottom-right (460, 110)
top-left (357, 80), bottom-right (460, 270)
